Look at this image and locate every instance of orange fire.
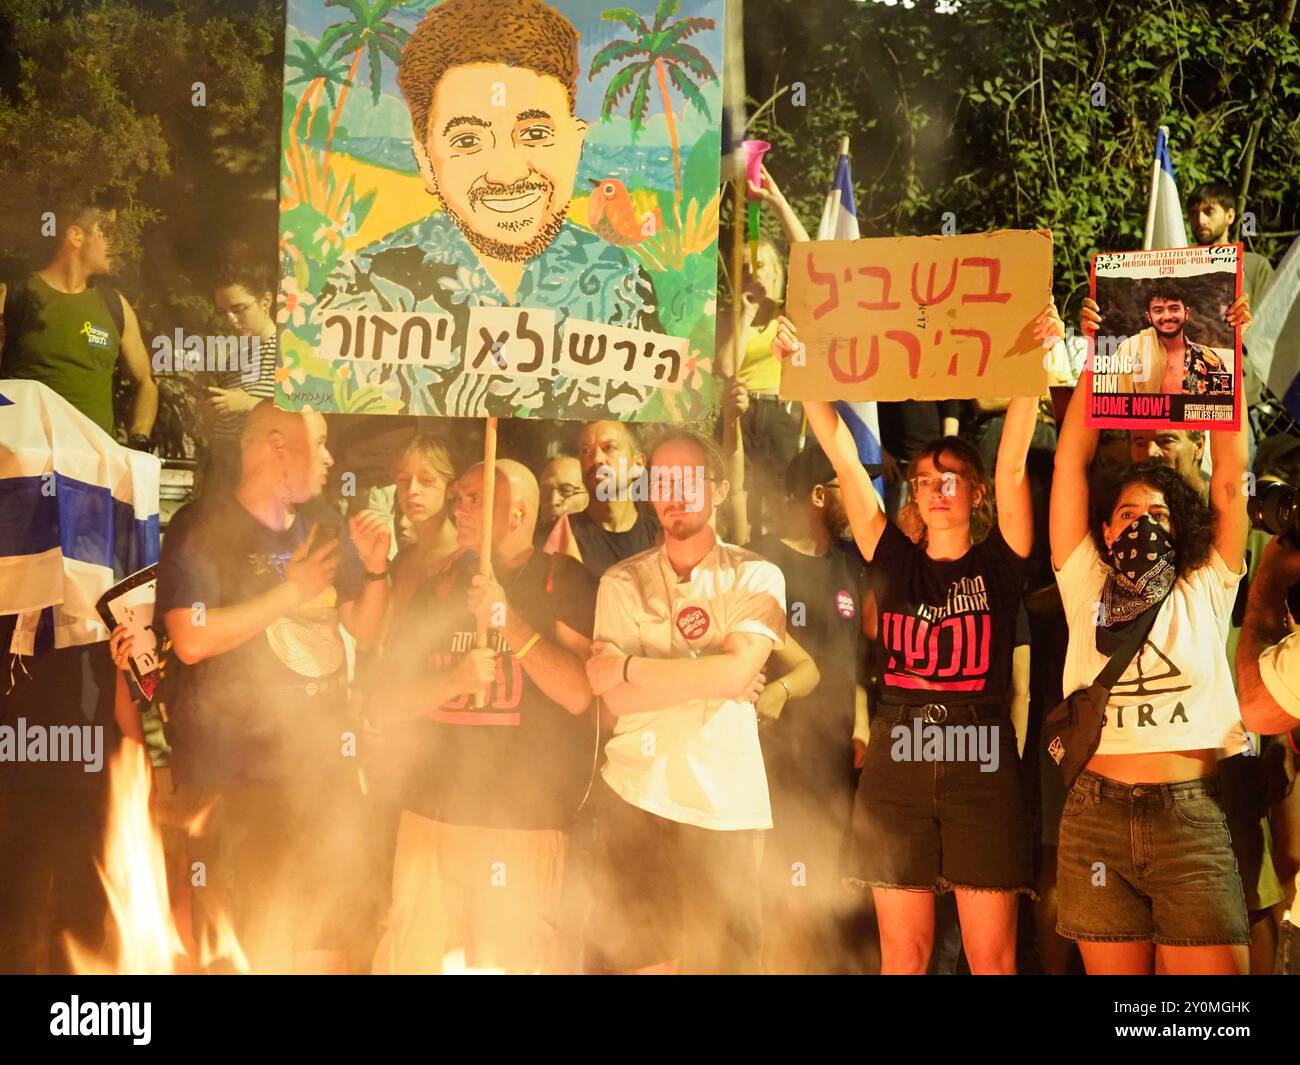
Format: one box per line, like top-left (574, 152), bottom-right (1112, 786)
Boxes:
top-left (69, 742), bottom-right (533, 975)
top-left (66, 741), bottom-right (248, 975)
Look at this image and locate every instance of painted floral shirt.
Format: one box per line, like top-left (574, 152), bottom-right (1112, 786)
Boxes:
top-left (1179, 340), bottom-right (1233, 395)
top-left (320, 212), bottom-right (664, 419)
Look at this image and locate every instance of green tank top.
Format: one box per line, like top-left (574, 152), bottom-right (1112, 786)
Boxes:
top-left (2, 273), bottom-right (121, 434)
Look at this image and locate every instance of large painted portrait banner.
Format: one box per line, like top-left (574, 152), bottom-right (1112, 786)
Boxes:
top-left (276, 0), bottom-right (725, 422)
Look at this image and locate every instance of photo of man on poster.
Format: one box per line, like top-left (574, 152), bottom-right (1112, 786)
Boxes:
top-left (1107, 278), bottom-right (1235, 396)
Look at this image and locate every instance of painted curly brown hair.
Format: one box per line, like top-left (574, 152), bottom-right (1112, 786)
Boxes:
top-left (397, 0), bottom-right (581, 144)
top-left (1090, 460), bottom-right (1214, 578)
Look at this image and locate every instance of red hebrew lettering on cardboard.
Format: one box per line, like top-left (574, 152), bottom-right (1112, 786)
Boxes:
top-left (783, 230), bottom-right (1053, 403)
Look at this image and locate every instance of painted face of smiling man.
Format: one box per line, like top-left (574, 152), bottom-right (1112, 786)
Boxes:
top-left (400, 0), bottom-right (588, 266)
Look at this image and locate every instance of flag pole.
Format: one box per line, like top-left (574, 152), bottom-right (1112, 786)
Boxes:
top-left (801, 136), bottom-right (850, 453)
top-left (826, 137), bottom-right (848, 242)
top-left (721, 168), bottom-right (749, 543)
top-left (1142, 126), bottom-right (1167, 251)
top-left (729, 170), bottom-right (747, 380)
top-left (473, 416), bottom-right (498, 709)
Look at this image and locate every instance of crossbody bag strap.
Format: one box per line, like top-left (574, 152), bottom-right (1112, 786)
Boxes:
top-left (1092, 595), bottom-right (1167, 692)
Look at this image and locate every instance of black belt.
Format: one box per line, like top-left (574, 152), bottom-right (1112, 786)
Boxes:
top-left (875, 699), bottom-right (1007, 725)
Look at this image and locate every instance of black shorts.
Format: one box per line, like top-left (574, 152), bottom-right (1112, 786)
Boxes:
top-left (850, 707), bottom-right (1032, 894)
top-left (589, 781), bottom-right (762, 974)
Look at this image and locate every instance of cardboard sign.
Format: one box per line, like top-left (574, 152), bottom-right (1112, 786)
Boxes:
top-left (1086, 245), bottom-right (1242, 430)
top-left (276, 0), bottom-right (725, 423)
top-left (781, 230), bottom-right (1053, 402)
top-left (95, 565), bottom-right (160, 700)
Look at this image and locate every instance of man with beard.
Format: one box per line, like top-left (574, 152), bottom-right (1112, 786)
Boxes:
top-left (586, 430), bottom-right (786, 973)
top-left (746, 446), bottom-right (871, 973)
top-left (1188, 182), bottom-right (1274, 309)
top-left (1187, 181), bottom-right (1275, 426)
top-left (561, 420), bottom-right (661, 580)
top-left (321, 0), bottom-right (662, 420)
top-left (1109, 280), bottom-right (1235, 396)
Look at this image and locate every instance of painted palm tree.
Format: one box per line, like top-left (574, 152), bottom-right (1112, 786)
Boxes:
top-left (284, 39), bottom-right (350, 142)
top-left (318, 0), bottom-right (410, 169)
top-left (590, 0), bottom-right (718, 204)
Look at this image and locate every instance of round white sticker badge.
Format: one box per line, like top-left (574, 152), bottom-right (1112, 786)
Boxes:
top-left (675, 604), bottom-right (711, 641)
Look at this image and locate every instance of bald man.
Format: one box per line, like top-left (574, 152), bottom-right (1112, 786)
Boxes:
top-left (571, 420), bottom-right (661, 578)
top-left (155, 401), bottom-right (391, 973)
top-left (371, 459), bottom-right (598, 974)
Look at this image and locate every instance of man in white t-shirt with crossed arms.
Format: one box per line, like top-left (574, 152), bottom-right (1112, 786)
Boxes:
top-left (585, 429), bottom-right (786, 974)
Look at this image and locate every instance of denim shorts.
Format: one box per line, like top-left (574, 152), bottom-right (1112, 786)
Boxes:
top-left (1056, 770), bottom-right (1249, 946)
top-left (848, 706), bottom-right (1032, 894)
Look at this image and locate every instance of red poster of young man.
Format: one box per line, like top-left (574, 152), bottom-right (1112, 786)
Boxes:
top-left (1086, 244), bottom-right (1243, 431)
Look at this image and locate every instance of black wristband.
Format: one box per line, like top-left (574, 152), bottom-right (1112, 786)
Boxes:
top-left (623, 655), bottom-right (634, 684)
top-left (127, 433), bottom-right (152, 453)
top-left (364, 569), bottom-right (389, 582)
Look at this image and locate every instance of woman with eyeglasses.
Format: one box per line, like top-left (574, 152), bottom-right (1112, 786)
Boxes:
top-left (772, 306), bottom-right (1062, 974)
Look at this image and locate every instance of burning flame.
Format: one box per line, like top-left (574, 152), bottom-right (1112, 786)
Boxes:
top-left (69, 743), bottom-right (533, 975)
top-left (66, 741), bottom-right (248, 974)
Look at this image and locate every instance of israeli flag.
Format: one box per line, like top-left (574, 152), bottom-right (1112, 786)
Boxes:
top-left (1143, 127), bottom-right (1189, 251)
top-left (1251, 234), bottom-right (1300, 419)
top-left (817, 143), bottom-right (885, 495)
top-left (0, 380), bottom-right (160, 656)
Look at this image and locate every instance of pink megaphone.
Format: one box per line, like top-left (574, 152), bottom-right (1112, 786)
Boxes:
top-left (742, 140), bottom-right (771, 198)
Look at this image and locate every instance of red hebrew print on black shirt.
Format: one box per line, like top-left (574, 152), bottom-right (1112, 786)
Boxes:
top-left (882, 574), bottom-right (993, 692)
top-left (872, 523), bottom-right (1025, 705)
top-left (428, 629), bottom-right (524, 724)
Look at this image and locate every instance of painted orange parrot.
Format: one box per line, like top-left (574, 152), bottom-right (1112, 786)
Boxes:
top-left (586, 178), bottom-right (663, 246)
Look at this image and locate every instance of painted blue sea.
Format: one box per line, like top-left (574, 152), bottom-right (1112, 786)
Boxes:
top-left (335, 137), bottom-right (680, 195)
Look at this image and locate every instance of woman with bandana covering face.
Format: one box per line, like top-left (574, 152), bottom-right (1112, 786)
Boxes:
top-left (1050, 295), bottom-right (1253, 976)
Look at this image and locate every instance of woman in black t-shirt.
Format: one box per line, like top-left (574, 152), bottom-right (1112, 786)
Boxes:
top-left (775, 308), bottom-right (1061, 975)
